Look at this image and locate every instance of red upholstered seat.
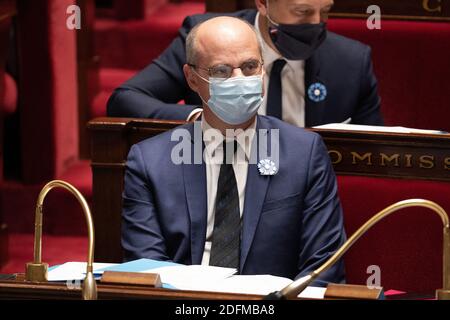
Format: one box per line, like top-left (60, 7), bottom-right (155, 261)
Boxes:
top-left (1, 73), bottom-right (17, 116)
top-left (337, 175), bottom-right (450, 292)
top-left (91, 1), bottom-right (205, 118)
top-left (1, 0), bottom-right (92, 237)
top-left (18, 0), bottom-right (80, 182)
top-left (91, 68), bottom-right (138, 118)
top-left (91, 91), bottom-right (113, 119)
top-left (309, 28), bottom-right (450, 291)
top-left (0, 73), bottom-right (18, 185)
top-left (94, 1), bottom-right (205, 70)
top-left (96, 0), bottom-right (166, 20)
top-left (1, 160), bottom-right (92, 236)
top-left (98, 68), bottom-right (138, 92)
top-left (328, 18), bottom-right (450, 132)
top-left (94, 16), bottom-right (450, 132)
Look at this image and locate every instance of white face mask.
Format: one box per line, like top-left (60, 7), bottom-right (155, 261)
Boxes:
top-left (194, 71), bottom-right (264, 125)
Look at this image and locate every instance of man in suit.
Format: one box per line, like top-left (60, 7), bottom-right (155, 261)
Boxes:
top-left (108, 0), bottom-right (383, 127)
top-left (122, 16), bottom-right (346, 285)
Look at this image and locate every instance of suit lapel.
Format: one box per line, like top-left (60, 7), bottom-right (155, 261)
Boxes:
top-left (305, 53), bottom-right (327, 127)
top-left (240, 117), bottom-right (272, 271)
top-left (246, 9), bottom-right (258, 24)
top-left (182, 122), bottom-right (207, 265)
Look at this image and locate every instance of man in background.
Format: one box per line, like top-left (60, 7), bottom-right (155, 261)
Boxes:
top-left (107, 0), bottom-right (383, 127)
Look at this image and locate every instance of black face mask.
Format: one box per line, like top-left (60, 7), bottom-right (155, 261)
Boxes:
top-left (268, 17), bottom-right (327, 61)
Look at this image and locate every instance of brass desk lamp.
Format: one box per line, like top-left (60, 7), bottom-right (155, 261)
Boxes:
top-left (25, 180), bottom-right (97, 300)
top-left (265, 199), bottom-right (450, 300)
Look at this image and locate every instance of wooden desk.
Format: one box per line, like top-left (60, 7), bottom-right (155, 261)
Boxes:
top-left (313, 128), bottom-right (450, 182)
top-left (87, 117), bottom-right (450, 262)
top-left (0, 279), bottom-right (261, 300)
top-left (0, 278), bottom-right (382, 300)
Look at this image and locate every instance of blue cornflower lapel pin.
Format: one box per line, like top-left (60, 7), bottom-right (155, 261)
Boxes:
top-left (258, 159), bottom-right (278, 176)
top-left (308, 82), bottom-right (327, 102)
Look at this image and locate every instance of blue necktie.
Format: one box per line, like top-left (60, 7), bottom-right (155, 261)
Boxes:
top-left (266, 59), bottom-right (286, 120)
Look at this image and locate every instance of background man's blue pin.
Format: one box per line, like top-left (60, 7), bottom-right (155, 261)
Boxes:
top-left (308, 83), bottom-right (327, 102)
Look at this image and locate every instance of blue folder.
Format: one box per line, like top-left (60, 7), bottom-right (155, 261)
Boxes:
top-left (96, 258), bottom-right (183, 289)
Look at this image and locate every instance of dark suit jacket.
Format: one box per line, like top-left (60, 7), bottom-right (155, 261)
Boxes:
top-left (107, 9), bottom-right (383, 127)
top-left (122, 115), bottom-right (347, 285)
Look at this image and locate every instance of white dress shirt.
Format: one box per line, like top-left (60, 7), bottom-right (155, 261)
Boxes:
top-left (200, 117), bottom-right (257, 265)
top-left (254, 12), bottom-right (306, 128)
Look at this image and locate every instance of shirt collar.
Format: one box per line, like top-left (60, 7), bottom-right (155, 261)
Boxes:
top-left (201, 117), bottom-right (257, 162)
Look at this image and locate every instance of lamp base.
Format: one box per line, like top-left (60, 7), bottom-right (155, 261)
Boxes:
top-left (25, 262), bottom-right (48, 282)
top-left (82, 272), bottom-right (98, 300)
top-left (436, 289), bottom-right (450, 300)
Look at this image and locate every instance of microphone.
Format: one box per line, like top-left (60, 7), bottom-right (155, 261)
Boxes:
top-left (264, 199), bottom-right (450, 300)
top-left (25, 180), bottom-right (97, 300)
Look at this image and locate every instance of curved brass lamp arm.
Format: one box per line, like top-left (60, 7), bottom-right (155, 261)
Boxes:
top-left (276, 199), bottom-right (450, 300)
top-left (25, 180), bottom-right (97, 300)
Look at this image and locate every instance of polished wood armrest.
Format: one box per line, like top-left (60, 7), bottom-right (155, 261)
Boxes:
top-left (0, 279), bottom-right (262, 300)
top-left (0, 278), bottom-right (382, 300)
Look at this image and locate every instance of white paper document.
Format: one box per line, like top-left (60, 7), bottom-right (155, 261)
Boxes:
top-left (144, 265), bottom-right (325, 299)
top-left (144, 265), bottom-right (237, 288)
top-left (313, 123), bottom-right (447, 135)
top-left (172, 274), bottom-right (325, 299)
top-left (48, 261), bottom-right (326, 299)
top-left (47, 262), bottom-right (118, 281)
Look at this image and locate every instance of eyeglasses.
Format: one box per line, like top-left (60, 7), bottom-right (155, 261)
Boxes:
top-left (189, 59), bottom-right (264, 79)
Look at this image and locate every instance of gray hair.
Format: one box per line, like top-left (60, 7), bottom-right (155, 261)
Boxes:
top-left (185, 17), bottom-right (263, 66)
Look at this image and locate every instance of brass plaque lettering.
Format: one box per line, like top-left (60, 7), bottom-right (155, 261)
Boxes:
top-left (419, 155), bottom-right (435, 169)
top-left (444, 157), bottom-right (450, 170)
top-left (351, 152), bottom-right (373, 165)
top-left (380, 153), bottom-right (400, 167)
top-left (405, 154), bottom-right (413, 168)
top-left (329, 150), bottom-right (343, 164)
top-left (423, 0), bottom-right (442, 13)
